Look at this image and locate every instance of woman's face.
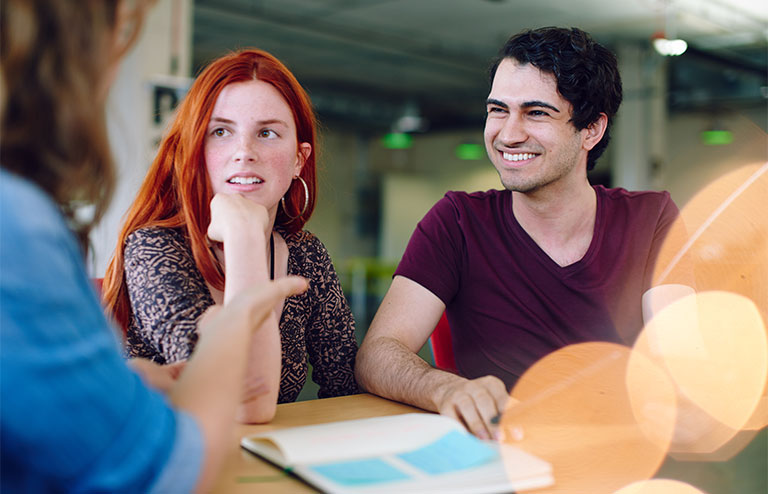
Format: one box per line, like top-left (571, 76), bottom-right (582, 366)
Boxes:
top-left (204, 79), bottom-right (311, 220)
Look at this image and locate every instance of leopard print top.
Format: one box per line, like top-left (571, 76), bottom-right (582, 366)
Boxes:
top-left (123, 227), bottom-right (359, 402)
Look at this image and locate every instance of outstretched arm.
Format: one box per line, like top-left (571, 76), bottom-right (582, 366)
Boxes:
top-left (355, 275), bottom-right (509, 439)
top-left (171, 276), bottom-right (307, 492)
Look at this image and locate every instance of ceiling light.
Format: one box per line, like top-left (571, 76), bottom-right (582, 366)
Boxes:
top-left (392, 101), bottom-right (428, 133)
top-left (653, 36), bottom-right (688, 56)
top-left (651, 2), bottom-right (688, 57)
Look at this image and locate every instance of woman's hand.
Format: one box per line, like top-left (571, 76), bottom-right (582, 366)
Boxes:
top-left (207, 192), bottom-right (274, 303)
top-left (207, 192), bottom-right (270, 245)
top-left (128, 358), bottom-right (186, 393)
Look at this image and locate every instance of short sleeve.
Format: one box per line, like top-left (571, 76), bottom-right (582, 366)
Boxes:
top-left (394, 193), bottom-right (466, 305)
top-left (645, 192), bottom-right (694, 289)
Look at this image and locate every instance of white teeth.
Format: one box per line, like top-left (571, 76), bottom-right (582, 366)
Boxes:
top-left (228, 176), bottom-right (262, 185)
top-left (502, 152), bottom-right (536, 162)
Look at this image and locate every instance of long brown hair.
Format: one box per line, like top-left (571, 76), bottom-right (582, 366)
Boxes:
top-left (0, 0), bottom-right (149, 249)
top-left (102, 48), bottom-right (318, 331)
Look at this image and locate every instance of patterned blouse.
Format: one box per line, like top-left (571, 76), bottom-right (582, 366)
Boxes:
top-left (123, 227), bottom-right (359, 403)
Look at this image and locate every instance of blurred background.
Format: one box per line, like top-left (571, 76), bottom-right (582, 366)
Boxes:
top-left (91, 2), bottom-right (765, 489)
top-left (95, 0), bottom-right (765, 376)
top-left (95, 0), bottom-right (767, 327)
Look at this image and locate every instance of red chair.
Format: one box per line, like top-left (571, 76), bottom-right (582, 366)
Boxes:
top-left (92, 277), bottom-right (104, 296)
top-left (429, 312), bottom-right (457, 373)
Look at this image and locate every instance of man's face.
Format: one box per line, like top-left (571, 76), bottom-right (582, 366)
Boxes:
top-left (484, 59), bottom-right (592, 194)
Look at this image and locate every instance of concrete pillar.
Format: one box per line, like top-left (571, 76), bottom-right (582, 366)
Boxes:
top-left (612, 42), bottom-right (668, 191)
top-left (89, 0), bottom-right (193, 276)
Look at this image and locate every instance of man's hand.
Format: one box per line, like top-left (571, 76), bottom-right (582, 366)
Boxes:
top-left (128, 358), bottom-right (186, 393)
top-left (434, 375), bottom-right (509, 439)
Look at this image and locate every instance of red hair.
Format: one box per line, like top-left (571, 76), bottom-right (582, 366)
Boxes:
top-left (103, 48), bottom-right (318, 332)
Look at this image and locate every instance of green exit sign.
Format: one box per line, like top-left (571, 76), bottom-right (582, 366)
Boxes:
top-left (381, 133), bottom-right (413, 149)
top-left (455, 143), bottom-right (485, 160)
top-left (701, 130), bottom-right (733, 146)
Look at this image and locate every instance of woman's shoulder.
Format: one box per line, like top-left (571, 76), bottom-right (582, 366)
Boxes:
top-left (282, 228), bottom-right (335, 273)
top-left (282, 228), bottom-right (316, 244)
top-left (126, 226), bottom-right (186, 246)
top-left (124, 226), bottom-right (191, 259)
top-left (282, 228), bottom-right (326, 255)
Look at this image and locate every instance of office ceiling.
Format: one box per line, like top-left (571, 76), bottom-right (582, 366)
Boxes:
top-left (193, 0), bottom-right (768, 131)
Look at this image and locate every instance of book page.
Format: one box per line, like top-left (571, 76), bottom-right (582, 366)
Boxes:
top-left (307, 430), bottom-right (497, 484)
top-left (299, 435), bottom-right (552, 494)
top-left (244, 413), bottom-right (461, 465)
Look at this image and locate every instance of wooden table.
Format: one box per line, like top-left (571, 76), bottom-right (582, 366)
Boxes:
top-left (210, 393), bottom-right (426, 493)
top-left (209, 393), bottom-right (768, 493)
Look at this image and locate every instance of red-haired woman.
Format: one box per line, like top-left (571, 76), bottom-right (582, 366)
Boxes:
top-left (103, 49), bottom-right (358, 423)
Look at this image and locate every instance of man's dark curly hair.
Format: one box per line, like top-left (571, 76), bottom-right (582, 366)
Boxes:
top-left (489, 27), bottom-right (623, 171)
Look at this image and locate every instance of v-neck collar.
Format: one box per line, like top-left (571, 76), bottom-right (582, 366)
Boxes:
top-left (505, 186), bottom-right (604, 277)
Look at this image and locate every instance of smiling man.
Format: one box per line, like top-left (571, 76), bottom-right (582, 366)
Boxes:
top-left (356, 27), bottom-right (684, 438)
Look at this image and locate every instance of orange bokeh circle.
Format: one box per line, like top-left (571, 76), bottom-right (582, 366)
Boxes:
top-left (500, 342), bottom-right (676, 494)
top-left (633, 291), bottom-right (767, 456)
top-left (613, 478), bottom-right (707, 494)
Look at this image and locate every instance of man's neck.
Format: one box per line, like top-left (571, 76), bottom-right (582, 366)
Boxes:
top-left (511, 179), bottom-right (598, 267)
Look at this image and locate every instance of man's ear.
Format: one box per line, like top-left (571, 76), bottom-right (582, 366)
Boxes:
top-left (583, 113), bottom-right (608, 151)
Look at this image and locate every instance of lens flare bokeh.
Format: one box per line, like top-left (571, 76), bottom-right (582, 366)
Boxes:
top-left (612, 478), bottom-right (707, 494)
top-left (633, 291), bottom-right (767, 457)
top-left (500, 342), bottom-right (677, 494)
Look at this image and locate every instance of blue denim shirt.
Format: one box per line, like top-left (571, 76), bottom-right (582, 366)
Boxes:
top-left (0, 169), bottom-right (202, 493)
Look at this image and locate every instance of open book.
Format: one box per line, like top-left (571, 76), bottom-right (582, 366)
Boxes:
top-left (241, 413), bottom-right (553, 494)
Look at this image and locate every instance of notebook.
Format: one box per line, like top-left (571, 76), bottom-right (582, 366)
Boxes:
top-left (241, 412), bottom-right (554, 494)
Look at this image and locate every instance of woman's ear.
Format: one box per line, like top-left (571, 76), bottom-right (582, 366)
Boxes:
top-left (295, 142), bottom-right (312, 175)
top-left (583, 113), bottom-right (608, 151)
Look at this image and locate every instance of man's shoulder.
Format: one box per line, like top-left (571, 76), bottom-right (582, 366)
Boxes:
top-left (597, 184), bottom-right (671, 202)
top-left (444, 188), bottom-right (508, 202)
top-left (596, 185), bottom-right (673, 211)
top-left (439, 189), bottom-right (510, 213)
top-left (420, 189), bottom-right (510, 229)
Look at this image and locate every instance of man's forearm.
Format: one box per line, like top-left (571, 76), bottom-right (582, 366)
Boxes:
top-left (356, 335), bottom-right (465, 412)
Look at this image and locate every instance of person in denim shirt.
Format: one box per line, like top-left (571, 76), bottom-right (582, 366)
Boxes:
top-left (0, 1), bottom-right (306, 492)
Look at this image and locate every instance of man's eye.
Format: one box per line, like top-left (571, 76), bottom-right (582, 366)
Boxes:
top-left (529, 110), bottom-right (548, 117)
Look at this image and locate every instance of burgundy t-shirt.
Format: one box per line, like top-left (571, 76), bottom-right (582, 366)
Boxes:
top-left (395, 185), bottom-right (679, 388)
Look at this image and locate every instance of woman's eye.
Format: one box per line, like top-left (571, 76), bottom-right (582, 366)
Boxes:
top-left (212, 128), bottom-right (229, 137)
top-left (259, 129), bottom-right (278, 138)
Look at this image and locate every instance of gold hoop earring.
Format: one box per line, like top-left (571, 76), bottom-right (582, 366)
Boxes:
top-left (280, 176), bottom-right (309, 220)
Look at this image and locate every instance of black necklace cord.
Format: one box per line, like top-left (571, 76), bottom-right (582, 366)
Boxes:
top-left (269, 232), bottom-right (275, 281)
